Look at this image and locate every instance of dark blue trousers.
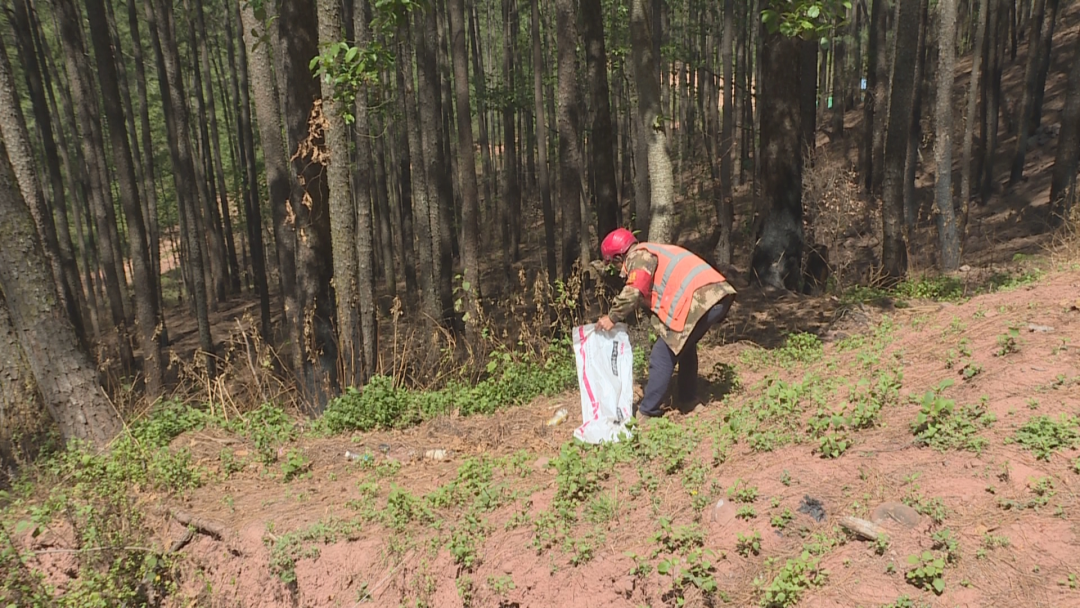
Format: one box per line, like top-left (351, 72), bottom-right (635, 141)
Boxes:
top-left (638, 297), bottom-right (733, 417)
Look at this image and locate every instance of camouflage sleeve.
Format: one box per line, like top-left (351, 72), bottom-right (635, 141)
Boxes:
top-left (606, 250), bottom-right (657, 324)
top-left (607, 284), bottom-right (642, 323)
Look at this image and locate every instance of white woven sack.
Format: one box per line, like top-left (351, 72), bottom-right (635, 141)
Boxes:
top-left (571, 323), bottom-right (634, 444)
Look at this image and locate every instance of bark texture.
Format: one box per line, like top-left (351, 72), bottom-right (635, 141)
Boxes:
top-left (0, 138), bottom-right (122, 447)
top-left (934, 0), bottom-right (961, 270)
top-left (751, 28), bottom-right (803, 292)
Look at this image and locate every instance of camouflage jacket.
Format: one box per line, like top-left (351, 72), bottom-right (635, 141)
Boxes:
top-left (606, 244), bottom-right (737, 356)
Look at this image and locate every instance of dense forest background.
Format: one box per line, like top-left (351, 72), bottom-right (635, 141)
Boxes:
top-left (1, 0), bottom-right (1079, 459)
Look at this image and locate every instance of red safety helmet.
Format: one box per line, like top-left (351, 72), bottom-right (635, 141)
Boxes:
top-left (600, 228), bottom-right (638, 261)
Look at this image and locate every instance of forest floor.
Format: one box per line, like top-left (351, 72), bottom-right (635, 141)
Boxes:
top-left (12, 257), bottom-right (1080, 608)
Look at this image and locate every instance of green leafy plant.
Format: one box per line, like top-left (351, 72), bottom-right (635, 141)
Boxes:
top-left (657, 548), bottom-right (720, 605)
top-left (757, 550), bottom-right (829, 608)
top-left (1008, 415), bottom-right (1080, 460)
top-left (737, 531), bottom-right (763, 556)
top-left (904, 551), bottom-right (946, 595)
top-left (995, 326), bottom-right (1021, 356)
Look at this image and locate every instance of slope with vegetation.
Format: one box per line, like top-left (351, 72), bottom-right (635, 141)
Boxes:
top-left (3, 253), bottom-right (1079, 607)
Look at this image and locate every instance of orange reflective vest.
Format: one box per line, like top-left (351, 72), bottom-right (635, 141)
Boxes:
top-left (635, 243), bottom-right (727, 332)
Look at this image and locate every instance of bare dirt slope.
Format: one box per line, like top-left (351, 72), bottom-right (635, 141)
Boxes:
top-left (50, 266), bottom-right (1074, 608)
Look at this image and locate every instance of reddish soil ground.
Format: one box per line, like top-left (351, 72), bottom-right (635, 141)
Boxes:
top-left (22, 265), bottom-right (1073, 608)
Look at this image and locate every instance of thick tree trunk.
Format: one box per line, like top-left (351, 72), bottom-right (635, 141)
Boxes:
top-left (581, 0), bottom-right (619, 242)
top-left (555, 0), bottom-right (586, 279)
top-left (146, 0), bottom-right (215, 374)
top-left (1049, 26), bottom-right (1080, 224)
top-left (0, 34), bottom-right (85, 346)
top-left (51, 0), bottom-right (134, 371)
top-left (0, 138), bottom-right (122, 447)
top-left (85, 0), bottom-right (165, 398)
top-left (226, 0), bottom-right (271, 339)
top-left (0, 289), bottom-right (49, 470)
top-left (881, 0), bottom-right (921, 281)
top-left (278, 0), bottom-right (339, 408)
top-left (752, 27), bottom-right (803, 292)
top-left (935, 0), bottom-right (961, 270)
top-left (317, 0), bottom-right (362, 386)
top-left (715, 0), bottom-right (734, 265)
top-left (630, 0), bottom-right (675, 243)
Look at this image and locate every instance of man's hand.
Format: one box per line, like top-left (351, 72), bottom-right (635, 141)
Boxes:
top-left (596, 316), bottom-right (614, 332)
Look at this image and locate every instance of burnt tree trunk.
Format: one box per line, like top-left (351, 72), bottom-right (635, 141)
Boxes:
top-left (751, 26), bottom-right (803, 292)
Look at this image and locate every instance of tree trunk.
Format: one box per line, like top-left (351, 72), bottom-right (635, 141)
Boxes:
top-left (1029, 0), bottom-right (1060, 133)
top-left (182, 0), bottom-right (230, 303)
top-left (865, 0), bottom-right (888, 195)
top-left (125, 0), bottom-right (166, 337)
top-left (278, 0), bottom-right (339, 408)
top-left (1008, 0), bottom-right (1048, 185)
top-left (555, 0), bottom-right (585, 279)
top-left (467, 3), bottom-right (496, 242)
top-left (0, 138), bottom-right (122, 447)
top-left (51, 0), bottom-right (134, 372)
top-left (903, 0), bottom-right (930, 228)
top-left (881, 0), bottom-right (921, 281)
top-left (195, 0), bottom-right (242, 294)
top-left (630, 0), bottom-right (675, 243)
top-left (0, 34), bottom-right (85, 346)
top-left (414, 6), bottom-right (454, 321)
top-left (226, 0), bottom-right (271, 340)
top-left (799, 38), bottom-right (819, 153)
top-left (447, 0), bottom-right (483, 330)
top-left (961, 0), bottom-right (990, 228)
top-left (980, 0), bottom-right (1007, 204)
top-left (502, 0), bottom-right (523, 262)
top-left (715, 0), bottom-right (735, 265)
top-left (392, 71), bottom-right (420, 306)
top-left (581, 0), bottom-right (619, 242)
top-left (351, 0), bottom-right (378, 372)
top-left (831, 10), bottom-right (847, 139)
top-left (84, 0), bottom-right (165, 398)
top-left (529, 0), bottom-right (557, 282)
top-left (317, 0), bottom-right (362, 386)
top-left (935, 0), bottom-right (961, 269)
top-left (752, 26), bottom-right (803, 292)
top-left (398, 19), bottom-right (438, 321)
top-left (1049, 25), bottom-right (1080, 224)
top-left (20, 0), bottom-right (96, 335)
top-left (0, 289), bottom-right (49, 470)
top-left (146, 0), bottom-right (215, 374)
